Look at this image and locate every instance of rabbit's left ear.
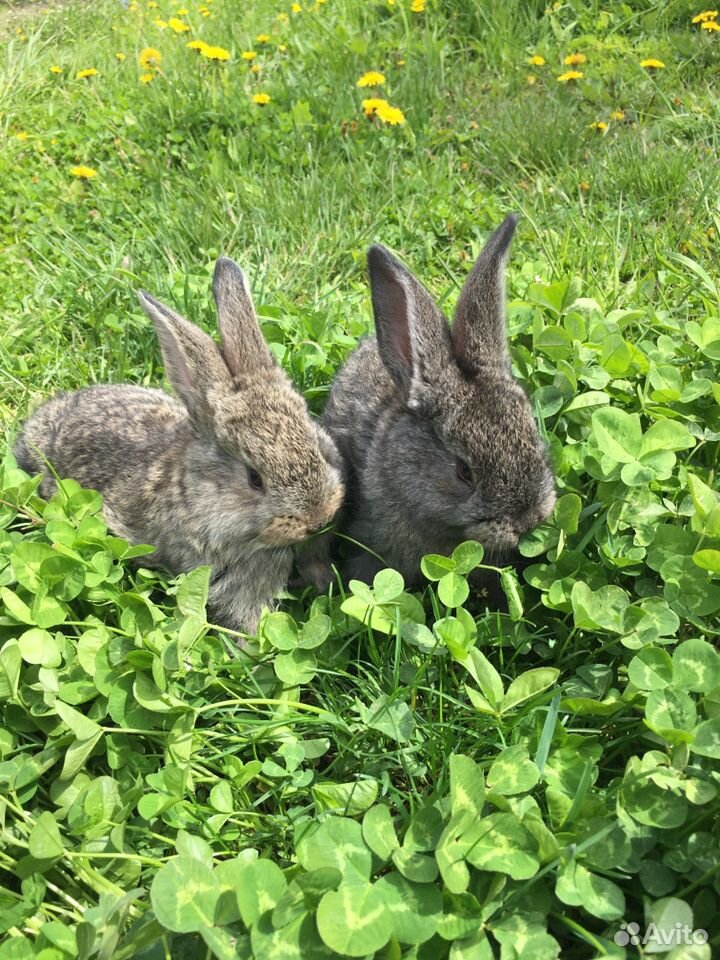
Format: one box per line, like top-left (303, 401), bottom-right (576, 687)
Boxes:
top-left (137, 290), bottom-right (233, 426)
top-left (213, 258), bottom-right (276, 376)
top-left (452, 214), bottom-right (518, 373)
top-left (367, 245), bottom-right (452, 410)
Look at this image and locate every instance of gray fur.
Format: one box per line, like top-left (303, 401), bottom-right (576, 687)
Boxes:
top-left (323, 215), bottom-right (556, 583)
top-left (15, 261), bottom-right (345, 635)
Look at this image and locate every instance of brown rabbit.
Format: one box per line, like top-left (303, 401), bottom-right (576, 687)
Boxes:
top-left (322, 215), bottom-right (555, 583)
top-left (15, 259), bottom-right (344, 634)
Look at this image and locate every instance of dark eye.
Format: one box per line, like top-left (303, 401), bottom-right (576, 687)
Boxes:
top-left (456, 458), bottom-right (473, 485)
top-left (247, 467), bottom-right (264, 491)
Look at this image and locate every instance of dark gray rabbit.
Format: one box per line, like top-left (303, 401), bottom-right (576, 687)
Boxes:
top-left (15, 259), bottom-right (344, 634)
top-left (322, 215), bottom-right (555, 584)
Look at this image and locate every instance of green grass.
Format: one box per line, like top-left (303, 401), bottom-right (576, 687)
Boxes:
top-left (1, 0), bottom-right (720, 957)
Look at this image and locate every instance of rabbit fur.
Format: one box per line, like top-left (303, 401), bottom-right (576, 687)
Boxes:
top-left (322, 214), bottom-right (555, 584)
top-left (15, 258), bottom-right (344, 634)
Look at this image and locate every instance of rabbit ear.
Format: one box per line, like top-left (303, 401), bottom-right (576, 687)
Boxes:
top-left (367, 245), bottom-right (452, 406)
top-left (137, 290), bottom-right (232, 422)
top-left (452, 214), bottom-right (518, 372)
top-left (212, 257), bottom-right (275, 376)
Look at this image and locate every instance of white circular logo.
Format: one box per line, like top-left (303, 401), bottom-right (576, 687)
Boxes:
top-left (614, 921), bottom-right (641, 946)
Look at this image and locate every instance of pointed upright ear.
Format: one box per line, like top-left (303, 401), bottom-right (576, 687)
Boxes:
top-left (452, 214), bottom-right (518, 373)
top-left (367, 245), bottom-right (452, 408)
top-left (212, 257), bottom-right (275, 377)
top-left (137, 290), bottom-right (233, 424)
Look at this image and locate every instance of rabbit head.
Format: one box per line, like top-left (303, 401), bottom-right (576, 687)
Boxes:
top-left (137, 258), bottom-right (344, 552)
top-left (366, 215), bottom-right (555, 557)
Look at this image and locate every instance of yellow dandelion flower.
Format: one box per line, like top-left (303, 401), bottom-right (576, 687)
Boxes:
top-left (528, 55), bottom-right (545, 66)
top-left (589, 120), bottom-right (608, 132)
top-left (154, 18), bottom-right (168, 28)
top-left (557, 70), bottom-right (583, 82)
top-left (49, 64), bottom-right (62, 73)
top-left (16, 131), bottom-right (30, 141)
top-left (168, 17), bottom-right (190, 32)
top-left (202, 45), bottom-right (230, 60)
top-left (410, 0), bottom-right (425, 11)
top-left (357, 71), bottom-right (386, 87)
top-left (691, 9), bottom-right (718, 23)
top-left (376, 102), bottom-right (405, 124)
top-left (115, 52), bottom-right (126, 61)
top-left (256, 33), bottom-right (271, 42)
top-left (242, 50), bottom-right (257, 60)
top-left (610, 109), bottom-right (625, 120)
top-left (278, 43), bottom-right (287, 52)
top-left (527, 74), bottom-right (537, 85)
top-left (250, 63), bottom-right (261, 73)
top-left (187, 39), bottom-right (209, 52)
top-left (397, 58), bottom-right (405, 65)
top-left (69, 165), bottom-right (97, 179)
top-left (291, 2), bottom-right (302, 10)
top-left (139, 47), bottom-right (162, 69)
top-left (563, 52), bottom-right (586, 65)
top-left (76, 68), bottom-right (99, 79)
top-left (701, 18), bottom-right (720, 29)
top-left (176, 7), bottom-right (189, 13)
top-left (362, 97), bottom-right (387, 117)
top-left (640, 58), bottom-right (665, 68)
top-left (148, 0), bottom-right (158, 6)
top-left (198, 6), bottom-right (210, 15)
top-left (139, 72), bottom-right (155, 83)
top-left (252, 92), bottom-right (271, 104)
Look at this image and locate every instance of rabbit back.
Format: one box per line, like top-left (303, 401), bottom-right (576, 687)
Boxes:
top-left (16, 385), bottom-right (185, 501)
top-left (15, 384), bottom-right (212, 569)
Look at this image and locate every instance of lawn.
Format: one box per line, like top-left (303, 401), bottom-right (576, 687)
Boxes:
top-left (0, 0), bottom-right (719, 957)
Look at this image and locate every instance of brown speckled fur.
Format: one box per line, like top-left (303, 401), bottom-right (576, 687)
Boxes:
top-left (322, 215), bottom-right (556, 583)
top-left (15, 258), bottom-right (344, 635)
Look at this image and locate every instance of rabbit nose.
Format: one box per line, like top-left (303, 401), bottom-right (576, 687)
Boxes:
top-left (307, 518), bottom-right (330, 536)
top-left (306, 487), bottom-right (344, 535)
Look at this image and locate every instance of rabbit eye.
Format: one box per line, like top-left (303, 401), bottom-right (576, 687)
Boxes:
top-left (247, 467), bottom-right (264, 491)
top-left (456, 458), bottom-right (473, 485)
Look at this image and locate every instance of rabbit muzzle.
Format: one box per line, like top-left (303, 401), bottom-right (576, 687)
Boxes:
top-left (467, 522), bottom-right (521, 553)
top-left (261, 484), bottom-right (345, 546)
top-left (468, 488), bottom-right (556, 552)
top-left (261, 514), bottom-right (333, 546)
top-left (261, 518), bottom-right (311, 546)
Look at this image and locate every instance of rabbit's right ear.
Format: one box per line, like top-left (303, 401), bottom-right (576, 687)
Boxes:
top-left (451, 214), bottom-right (518, 373)
top-left (367, 245), bottom-right (452, 409)
top-left (212, 258), bottom-right (275, 376)
top-left (137, 291), bottom-right (233, 424)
